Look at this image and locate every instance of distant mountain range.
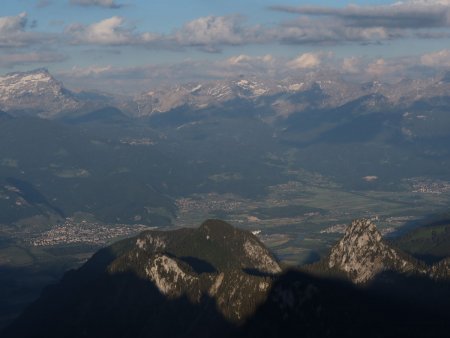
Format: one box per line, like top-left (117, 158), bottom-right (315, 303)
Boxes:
top-left (3, 219), bottom-right (449, 337)
top-left (1, 68), bottom-right (450, 228)
top-left (3, 68), bottom-right (450, 119)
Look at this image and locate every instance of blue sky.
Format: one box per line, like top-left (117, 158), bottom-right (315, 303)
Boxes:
top-left (2, 0), bottom-right (450, 92)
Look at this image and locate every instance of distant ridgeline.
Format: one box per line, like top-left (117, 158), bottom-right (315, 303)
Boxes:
top-left (3, 219), bottom-right (449, 338)
top-left (2, 69), bottom-right (450, 229)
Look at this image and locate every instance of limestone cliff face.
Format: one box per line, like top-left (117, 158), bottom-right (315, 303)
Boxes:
top-left (0, 69), bottom-right (80, 118)
top-left (328, 219), bottom-right (419, 284)
top-left (107, 219), bottom-right (281, 322)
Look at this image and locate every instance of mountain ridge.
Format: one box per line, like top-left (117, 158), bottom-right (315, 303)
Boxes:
top-left (3, 219), bottom-right (450, 337)
top-left (4, 68), bottom-right (450, 121)
top-left (309, 218), bottom-right (449, 284)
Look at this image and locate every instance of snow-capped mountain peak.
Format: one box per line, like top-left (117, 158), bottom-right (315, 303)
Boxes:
top-left (0, 68), bottom-right (80, 118)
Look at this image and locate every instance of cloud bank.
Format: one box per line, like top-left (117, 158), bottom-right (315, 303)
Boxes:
top-left (70, 0), bottom-right (123, 9)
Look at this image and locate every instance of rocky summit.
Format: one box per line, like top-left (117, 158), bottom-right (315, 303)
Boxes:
top-left (112, 219), bottom-right (281, 322)
top-left (3, 218), bottom-right (450, 338)
top-left (327, 219), bottom-right (420, 283)
top-left (324, 218), bottom-right (450, 284)
top-left (0, 69), bottom-right (81, 118)
top-left (2, 220), bottom-right (282, 338)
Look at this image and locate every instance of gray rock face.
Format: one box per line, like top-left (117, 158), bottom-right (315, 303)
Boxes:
top-left (328, 219), bottom-right (418, 284)
top-left (132, 76), bottom-right (367, 117)
top-left (108, 220), bottom-right (281, 322)
top-left (0, 69), bottom-right (80, 118)
top-left (4, 68), bottom-right (450, 120)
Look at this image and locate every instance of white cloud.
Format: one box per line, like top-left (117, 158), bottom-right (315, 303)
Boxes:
top-left (0, 12), bottom-right (27, 33)
top-left (341, 57), bottom-right (362, 74)
top-left (286, 52), bottom-right (326, 69)
top-left (271, 16), bottom-right (392, 46)
top-left (0, 12), bottom-right (53, 48)
top-left (366, 58), bottom-right (409, 77)
top-left (70, 0), bottom-right (123, 8)
top-left (67, 17), bottom-right (129, 44)
top-left (225, 54), bottom-right (274, 66)
top-left (173, 15), bottom-right (262, 52)
top-left (209, 54), bottom-right (278, 78)
top-left (420, 49), bottom-right (450, 67)
top-left (67, 16), bottom-right (159, 45)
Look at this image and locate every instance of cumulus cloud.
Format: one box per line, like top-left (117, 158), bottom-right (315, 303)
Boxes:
top-left (66, 16), bottom-right (160, 45)
top-left (65, 15), bottom-right (263, 51)
top-left (420, 49), bottom-right (450, 67)
top-left (286, 52), bottom-right (333, 70)
top-left (225, 54), bottom-right (274, 66)
top-left (0, 12), bottom-right (53, 48)
top-left (341, 57), bottom-right (362, 74)
top-left (70, 0), bottom-right (123, 8)
top-left (272, 17), bottom-right (392, 45)
top-left (207, 54), bottom-right (278, 77)
top-left (60, 2), bottom-right (450, 51)
top-left (270, 1), bottom-right (450, 44)
top-left (173, 15), bottom-right (262, 52)
top-left (365, 57), bottom-right (412, 77)
top-left (0, 12), bottom-right (27, 30)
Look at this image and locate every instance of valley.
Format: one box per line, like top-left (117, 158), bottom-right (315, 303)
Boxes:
top-left (1, 68), bottom-right (450, 332)
top-left (3, 0), bottom-right (450, 335)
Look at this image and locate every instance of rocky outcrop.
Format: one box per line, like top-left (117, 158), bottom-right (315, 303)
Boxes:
top-left (3, 219), bottom-right (450, 338)
top-left (328, 219), bottom-right (419, 284)
top-left (106, 219), bottom-right (281, 322)
top-left (0, 69), bottom-right (80, 118)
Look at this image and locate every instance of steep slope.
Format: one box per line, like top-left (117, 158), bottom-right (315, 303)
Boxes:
top-left (394, 220), bottom-right (450, 263)
top-left (311, 219), bottom-right (450, 284)
top-left (112, 219), bottom-right (281, 322)
top-left (0, 69), bottom-right (80, 118)
top-left (3, 220), bottom-right (280, 338)
top-left (242, 267), bottom-right (450, 338)
top-left (4, 219), bottom-right (450, 338)
top-left (327, 219), bottom-right (421, 283)
top-left (132, 75), bottom-right (367, 118)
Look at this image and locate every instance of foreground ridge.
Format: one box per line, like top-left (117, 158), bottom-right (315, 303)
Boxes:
top-left (3, 219), bottom-right (450, 338)
top-left (323, 218), bottom-right (449, 284)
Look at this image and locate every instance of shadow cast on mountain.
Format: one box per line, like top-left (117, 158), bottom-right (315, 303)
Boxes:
top-left (368, 269), bottom-right (450, 309)
top-left (3, 249), bottom-right (450, 338)
top-left (5, 177), bottom-right (65, 217)
top-left (3, 270), bottom-right (235, 338)
top-left (178, 256), bottom-right (217, 274)
top-left (241, 268), bottom-right (276, 278)
top-left (242, 269), bottom-right (450, 338)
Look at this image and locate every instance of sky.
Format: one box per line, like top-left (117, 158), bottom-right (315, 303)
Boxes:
top-left (2, 0), bottom-right (450, 93)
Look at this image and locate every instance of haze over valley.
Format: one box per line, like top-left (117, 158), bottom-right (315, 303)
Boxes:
top-left (1, 0), bottom-right (450, 336)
